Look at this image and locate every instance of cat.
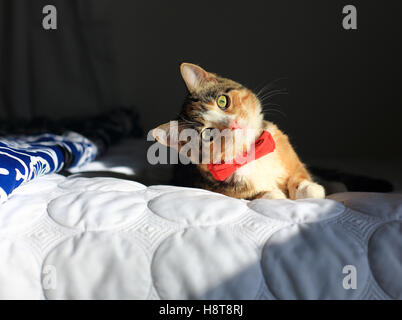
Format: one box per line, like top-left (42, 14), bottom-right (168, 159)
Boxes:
top-left (152, 63), bottom-right (325, 200)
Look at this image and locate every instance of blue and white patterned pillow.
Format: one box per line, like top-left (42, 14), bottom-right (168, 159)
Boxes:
top-left (0, 132), bottom-right (98, 203)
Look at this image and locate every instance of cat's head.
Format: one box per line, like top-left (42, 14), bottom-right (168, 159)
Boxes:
top-left (152, 63), bottom-right (264, 164)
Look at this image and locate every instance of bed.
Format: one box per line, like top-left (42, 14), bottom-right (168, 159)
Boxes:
top-left (0, 138), bottom-right (401, 300)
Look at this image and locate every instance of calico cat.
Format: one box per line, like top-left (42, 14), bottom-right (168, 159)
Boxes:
top-left (152, 63), bottom-right (325, 200)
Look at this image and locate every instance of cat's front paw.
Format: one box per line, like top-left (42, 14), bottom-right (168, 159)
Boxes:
top-left (295, 180), bottom-right (325, 199)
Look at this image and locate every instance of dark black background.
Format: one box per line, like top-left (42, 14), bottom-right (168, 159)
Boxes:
top-left (1, 0), bottom-right (401, 158)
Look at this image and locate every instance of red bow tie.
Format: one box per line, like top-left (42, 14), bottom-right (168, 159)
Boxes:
top-left (207, 130), bottom-right (276, 181)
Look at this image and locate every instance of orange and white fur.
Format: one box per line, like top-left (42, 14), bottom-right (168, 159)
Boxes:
top-left (153, 63), bottom-right (325, 200)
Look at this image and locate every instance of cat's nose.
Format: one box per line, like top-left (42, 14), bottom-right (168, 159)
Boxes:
top-left (228, 120), bottom-right (242, 130)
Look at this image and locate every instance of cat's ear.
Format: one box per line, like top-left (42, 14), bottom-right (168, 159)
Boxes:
top-left (152, 121), bottom-right (180, 149)
top-left (152, 120), bottom-right (200, 163)
top-left (180, 63), bottom-right (213, 93)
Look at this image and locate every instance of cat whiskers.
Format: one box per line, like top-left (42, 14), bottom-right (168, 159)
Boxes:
top-left (257, 88), bottom-right (288, 103)
top-left (255, 85), bottom-right (288, 119)
top-left (254, 78), bottom-right (288, 98)
top-left (261, 103), bottom-right (287, 118)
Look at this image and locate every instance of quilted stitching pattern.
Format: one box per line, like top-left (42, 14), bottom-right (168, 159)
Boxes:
top-left (0, 174), bottom-right (401, 300)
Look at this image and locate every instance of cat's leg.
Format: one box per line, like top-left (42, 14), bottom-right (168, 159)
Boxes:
top-left (266, 122), bottom-right (325, 200)
top-left (270, 123), bottom-right (325, 200)
top-left (261, 188), bottom-right (287, 200)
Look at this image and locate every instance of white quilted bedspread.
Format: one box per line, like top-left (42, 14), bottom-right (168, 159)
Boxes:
top-left (0, 174), bottom-right (401, 300)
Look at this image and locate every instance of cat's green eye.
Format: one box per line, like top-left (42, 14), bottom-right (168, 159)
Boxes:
top-left (216, 95), bottom-right (229, 110)
top-left (201, 128), bottom-right (215, 142)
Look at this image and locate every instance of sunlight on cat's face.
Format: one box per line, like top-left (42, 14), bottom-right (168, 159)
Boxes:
top-left (153, 63), bottom-right (266, 163)
top-left (179, 63), bottom-right (264, 159)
